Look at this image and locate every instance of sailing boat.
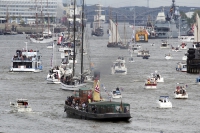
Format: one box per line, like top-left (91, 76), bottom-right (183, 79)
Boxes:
top-left (119, 23), bottom-right (129, 49)
top-left (60, 0), bottom-right (87, 90)
top-left (46, 40), bottom-right (68, 84)
top-left (193, 13), bottom-right (200, 48)
top-left (107, 14), bottom-right (122, 47)
top-left (91, 4), bottom-right (104, 37)
top-left (29, 0), bottom-right (53, 44)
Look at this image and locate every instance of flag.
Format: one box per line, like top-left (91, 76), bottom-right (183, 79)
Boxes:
top-left (88, 90), bottom-right (92, 99)
top-left (95, 82), bottom-right (100, 93)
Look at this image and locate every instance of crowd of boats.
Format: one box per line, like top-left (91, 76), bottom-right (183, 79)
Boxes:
top-left (7, 0), bottom-right (200, 123)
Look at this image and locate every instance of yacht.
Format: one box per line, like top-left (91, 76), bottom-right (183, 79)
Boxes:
top-left (9, 49), bottom-right (42, 72)
top-left (179, 36), bottom-right (194, 43)
top-left (157, 96), bottom-right (172, 108)
top-left (46, 66), bottom-right (68, 84)
top-left (182, 53), bottom-right (188, 60)
top-left (10, 99), bottom-right (32, 112)
top-left (137, 50), bottom-right (150, 57)
top-left (160, 40), bottom-right (170, 48)
top-left (176, 62), bottom-right (187, 72)
top-left (179, 42), bottom-right (187, 50)
top-left (165, 53), bottom-right (173, 60)
top-left (150, 71), bottom-right (164, 83)
top-left (174, 83), bottom-right (188, 99)
top-left (111, 61), bottom-right (127, 75)
top-left (144, 78), bottom-right (157, 89)
top-left (111, 87), bottom-right (122, 99)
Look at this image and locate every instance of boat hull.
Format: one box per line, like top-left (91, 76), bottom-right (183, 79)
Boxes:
top-left (10, 68), bottom-right (42, 72)
top-left (46, 78), bottom-right (61, 84)
top-left (144, 84), bottom-right (157, 89)
top-left (64, 105), bottom-right (131, 121)
top-left (60, 82), bottom-right (87, 91)
top-left (157, 101), bottom-right (172, 108)
top-left (30, 37), bottom-right (53, 44)
top-left (174, 93), bottom-right (188, 99)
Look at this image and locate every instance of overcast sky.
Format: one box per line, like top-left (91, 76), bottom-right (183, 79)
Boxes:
top-left (83, 0), bottom-right (200, 8)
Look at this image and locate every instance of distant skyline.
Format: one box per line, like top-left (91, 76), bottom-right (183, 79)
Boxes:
top-left (64, 0), bottom-right (200, 8)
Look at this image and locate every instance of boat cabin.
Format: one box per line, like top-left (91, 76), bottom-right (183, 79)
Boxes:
top-left (17, 99), bottom-right (29, 106)
top-left (159, 96), bottom-right (170, 103)
top-left (79, 87), bottom-right (93, 103)
top-left (88, 101), bottom-right (130, 114)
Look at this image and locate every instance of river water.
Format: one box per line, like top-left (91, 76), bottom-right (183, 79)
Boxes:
top-left (0, 23), bottom-right (200, 133)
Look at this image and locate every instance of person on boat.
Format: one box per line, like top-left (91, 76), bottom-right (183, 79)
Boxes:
top-left (116, 87), bottom-right (119, 91)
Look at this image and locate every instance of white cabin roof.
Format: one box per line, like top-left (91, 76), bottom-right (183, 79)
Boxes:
top-left (156, 12), bottom-right (166, 21)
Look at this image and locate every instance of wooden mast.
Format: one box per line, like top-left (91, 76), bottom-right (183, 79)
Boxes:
top-left (81, 0), bottom-right (84, 83)
top-left (73, 0), bottom-right (76, 76)
top-left (47, 0), bottom-right (50, 36)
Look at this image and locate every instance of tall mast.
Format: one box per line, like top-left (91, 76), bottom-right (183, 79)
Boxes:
top-left (134, 6), bottom-right (135, 44)
top-left (5, 5), bottom-right (8, 31)
top-left (73, 0), bottom-right (76, 76)
top-left (81, 0), bottom-right (84, 83)
top-left (41, 0), bottom-right (43, 34)
top-left (47, 0), bottom-right (49, 36)
top-left (35, 0), bottom-right (38, 33)
top-left (116, 14), bottom-right (117, 43)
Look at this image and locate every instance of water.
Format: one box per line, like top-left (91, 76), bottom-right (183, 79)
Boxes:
top-left (0, 23), bottom-right (200, 133)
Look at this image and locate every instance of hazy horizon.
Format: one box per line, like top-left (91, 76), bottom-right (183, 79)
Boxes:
top-left (63, 0), bottom-right (200, 8)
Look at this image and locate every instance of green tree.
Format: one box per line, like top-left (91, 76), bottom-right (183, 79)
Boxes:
top-left (11, 15), bottom-right (16, 22)
top-left (180, 11), bottom-right (187, 19)
top-left (187, 10), bottom-right (200, 25)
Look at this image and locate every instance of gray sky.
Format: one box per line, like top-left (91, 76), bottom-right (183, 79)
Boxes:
top-left (84, 0), bottom-right (200, 8)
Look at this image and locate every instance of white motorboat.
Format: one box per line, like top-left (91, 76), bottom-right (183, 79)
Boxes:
top-left (144, 78), bottom-right (157, 89)
top-left (83, 75), bottom-right (94, 83)
top-left (160, 40), bottom-right (170, 48)
top-left (179, 42), bottom-right (187, 50)
top-left (157, 96), bottom-right (172, 109)
top-left (9, 48), bottom-right (42, 72)
top-left (111, 87), bottom-right (122, 99)
top-left (10, 99), bottom-right (32, 112)
top-left (111, 61), bottom-right (127, 75)
top-left (171, 45), bottom-right (180, 52)
top-left (182, 53), bottom-right (188, 61)
top-left (150, 71), bottom-right (164, 82)
top-left (174, 83), bottom-right (188, 99)
top-left (179, 36), bottom-right (194, 43)
top-left (165, 53), bottom-right (173, 60)
top-left (116, 56), bottom-right (125, 63)
top-left (30, 37), bottom-right (53, 44)
top-left (176, 62), bottom-right (187, 72)
top-left (61, 52), bottom-right (77, 65)
top-left (46, 66), bottom-right (67, 84)
top-left (137, 50), bottom-right (150, 57)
